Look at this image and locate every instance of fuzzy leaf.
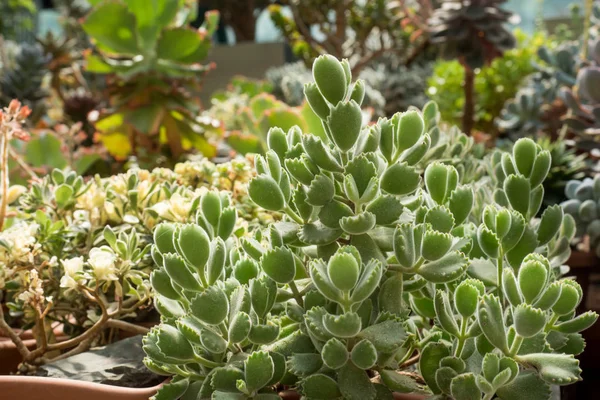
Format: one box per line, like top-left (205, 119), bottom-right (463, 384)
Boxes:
top-left (321, 337), bottom-right (348, 369)
top-left (418, 251), bottom-right (468, 283)
top-left (517, 353), bottom-right (581, 385)
top-left (380, 162), bottom-right (420, 195)
top-left (420, 342), bottom-right (451, 394)
top-left (450, 373), bottom-right (481, 400)
top-left (190, 286), bottom-right (229, 325)
top-left (249, 175), bottom-right (285, 211)
top-left (301, 374), bottom-right (342, 399)
top-left (313, 54), bottom-right (348, 104)
top-left (260, 247), bottom-right (296, 284)
top-left (327, 100), bottom-right (363, 151)
top-left (338, 362), bottom-right (376, 400)
top-left (477, 294), bottom-right (508, 353)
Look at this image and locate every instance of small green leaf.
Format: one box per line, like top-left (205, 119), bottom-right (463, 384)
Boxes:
top-left (249, 175), bottom-right (285, 211)
top-left (321, 337), bottom-right (348, 369)
top-left (245, 351), bottom-right (274, 393)
top-left (420, 342), bottom-right (451, 394)
top-left (312, 54), bottom-right (348, 104)
top-left (260, 247), bottom-right (296, 284)
top-left (450, 373), bottom-right (481, 400)
top-left (516, 353), bottom-right (581, 385)
top-left (418, 251), bottom-right (468, 283)
top-left (190, 286), bottom-right (229, 325)
top-left (477, 294), bottom-right (508, 353)
top-left (338, 362), bottom-right (376, 400)
top-left (327, 100), bottom-right (363, 152)
top-left (381, 162), bottom-right (420, 195)
top-left (301, 374), bottom-right (342, 399)
top-left (513, 304), bottom-right (546, 338)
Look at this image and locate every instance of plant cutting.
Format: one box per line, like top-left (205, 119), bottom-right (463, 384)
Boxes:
top-left (144, 55), bottom-right (597, 400)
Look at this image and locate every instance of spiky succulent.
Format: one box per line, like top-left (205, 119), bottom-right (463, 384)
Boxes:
top-left (561, 175), bottom-right (600, 257)
top-left (0, 43), bottom-right (49, 120)
top-left (144, 55), bottom-right (596, 400)
top-left (429, 0), bottom-right (517, 69)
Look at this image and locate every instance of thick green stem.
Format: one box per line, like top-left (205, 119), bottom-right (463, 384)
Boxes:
top-left (454, 317), bottom-right (469, 358)
top-left (283, 205), bottom-right (303, 224)
top-left (509, 334), bottom-right (524, 357)
top-left (289, 281), bottom-right (304, 308)
top-left (497, 248), bottom-right (504, 305)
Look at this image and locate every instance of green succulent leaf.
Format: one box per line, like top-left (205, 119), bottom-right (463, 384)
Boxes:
top-left (321, 337), bottom-right (349, 369)
top-left (190, 286), bottom-right (229, 325)
top-left (312, 54), bottom-right (348, 104)
top-left (260, 247), bottom-right (296, 284)
top-left (516, 353), bottom-right (582, 385)
top-left (300, 374), bottom-right (342, 399)
top-left (450, 373), bottom-right (481, 400)
top-left (249, 175), bottom-right (285, 211)
top-left (338, 362), bottom-right (376, 400)
top-left (418, 251), bottom-right (468, 283)
top-left (477, 294), bottom-right (508, 353)
top-left (380, 162), bottom-right (420, 195)
top-left (327, 100), bottom-right (363, 152)
top-left (513, 304), bottom-right (546, 338)
top-left (420, 342), bottom-right (451, 394)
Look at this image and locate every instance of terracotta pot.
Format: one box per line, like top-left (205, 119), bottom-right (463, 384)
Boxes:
top-left (0, 375), bottom-right (163, 400)
top-left (278, 389), bottom-right (426, 400)
top-left (0, 325), bottom-right (69, 375)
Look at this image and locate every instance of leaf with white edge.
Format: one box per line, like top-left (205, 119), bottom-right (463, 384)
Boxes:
top-left (516, 353), bottom-right (582, 385)
top-left (434, 290), bottom-right (460, 336)
top-left (299, 222), bottom-right (343, 245)
top-left (163, 253), bottom-right (201, 291)
top-left (288, 353), bottom-right (323, 377)
top-left (454, 281), bottom-right (480, 318)
top-left (338, 362), bottom-right (376, 400)
top-left (320, 200), bottom-right (354, 229)
top-left (356, 320), bottom-right (407, 353)
top-left (190, 286), bottom-right (229, 325)
top-left (151, 378), bottom-right (189, 400)
top-left (529, 150), bottom-right (551, 188)
top-left (321, 337), bottom-right (348, 369)
top-left (381, 162), bottom-right (421, 195)
top-left (302, 135), bottom-right (343, 172)
top-left (422, 230), bottom-right (453, 261)
top-left (249, 175), bottom-right (285, 211)
top-left (506, 227), bottom-right (538, 269)
top-left (518, 259), bottom-right (548, 304)
top-left (534, 282), bottom-right (561, 310)
top-left (513, 304), bottom-right (546, 338)
top-left (154, 223), bottom-right (177, 254)
top-left (501, 211), bottom-right (526, 252)
top-left (477, 226), bottom-right (500, 259)
top-left (312, 54), bottom-right (348, 104)
top-left (351, 339), bottom-right (378, 369)
top-left (175, 224), bottom-right (211, 271)
top-left (450, 373), bottom-right (481, 400)
top-left (424, 206), bottom-right (456, 233)
top-left (496, 371), bottom-right (551, 400)
top-left (366, 195), bottom-right (403, 225)
top-left (378, 275), bottom-right (405, 316)
top-left (504, 175), bottom-right (531, 217)
top-left (537, 205), bottom-right (563, 246)
top-left (150, 269), bottom-right (180, 300)
top-left (300, 374), bottom-right (342, 399)
top-left (502, 268), bottom-right (522, 307)
top-left (477, 294), bottom-right (509, 353)
top-left (306, 174), bottom-right (335, 206)
top-left (379, 370), bottom-right (430, 394)
top-left (322, 312), bottom-right (362, 338)
top-left (552, 281), bottom-right (581, 316)
top-left (305, 306), bottom-right (333, 341)
top-left (350, 259), bottom-right (383, 304)
top-left (212, 367), bottom-right (245, 393)
top-left (512, 138), bottom-right (537, 177)
top-left (393, 223), bottom-right (421, 269)
top-left (448, 186), bottom-right (474, 225)
top-left (248, 322), bottom-right (280, 345)
top-left (327, 100), bottom-right (363, 152)
top-left (310, 259), bottom-right (343, 302)
top-left (418, 251), bottom-right (468, 283)
top-left (420, 342), bottom-right (451, 394)
top-left (340, 212), bottom-right (377, 235)
top-left (229, 311), bottom-right (252, 343)
top-left (327, 251), bottom-right (360, 292)
top-left (554, 311), bottom-right (599, 334)
top-left (260, 247), bottom-right (296, 284)
top-left (244, 351), bottom-right (274, 393)
top-left (425, 162), bottom-right (458, 205)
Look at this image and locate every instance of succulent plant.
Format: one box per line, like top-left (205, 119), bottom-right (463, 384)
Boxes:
top-left (561, 175), bottom-right (600, 257)
top-left (265, 61), bottom-right (386, 117)
top-left (429, 0), bottom-right (517, 70)
top-left (0, 43), bottom-right (49, 122)
top-left (82, 1), bottom-right (221, 160)
top-left (144, 55), bottom-right (596, 400)
top-left (496, 41), bottom-right (580, 139)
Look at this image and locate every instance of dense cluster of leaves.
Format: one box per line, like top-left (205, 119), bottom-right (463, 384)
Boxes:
top-left (82, 0), bottom-right (220, 160)
top-left (144, 55), bottom-right (596, 400)
top-left (561, 174), bottom-right (600, 257)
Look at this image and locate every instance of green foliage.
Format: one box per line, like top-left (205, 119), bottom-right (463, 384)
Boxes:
top-left (561, 174), bottom-right (600, 257)
top-left (428, 30), bottom-right (546, 133)
top-left (83, 0), bottom-right (220, 160)
top-left (145, 55), bottom-right (596, 400)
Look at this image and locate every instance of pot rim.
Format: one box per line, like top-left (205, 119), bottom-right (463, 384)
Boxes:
top-left (0, 375), bottom-right (165, 395)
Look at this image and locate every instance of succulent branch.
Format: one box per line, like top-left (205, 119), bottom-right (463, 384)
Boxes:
top-left (144, 55), bottom-right (596, 400)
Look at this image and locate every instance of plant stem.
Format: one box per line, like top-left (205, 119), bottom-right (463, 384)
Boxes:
top-left (583, 0), bottom-right (594, 60)
top-left (509, 334), bottom-right (524, 357)
top-left (455, 317), bottom-right (469, 358)
top-left (497, 249), bottom-right (504, 305)
top-left (288, 281), bottom-right (304, 308)
top-left (462, 64), bottom-right (475, 136)
top-left (0, 132), bottom-right (10, 231)
top-left (283, 205), bottom-right (303, 224)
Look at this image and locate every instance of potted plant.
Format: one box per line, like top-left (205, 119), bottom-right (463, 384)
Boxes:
top-left (142, 55), bottom-right (597, 399)
top-left (0, 101), bottom-right (275, 375)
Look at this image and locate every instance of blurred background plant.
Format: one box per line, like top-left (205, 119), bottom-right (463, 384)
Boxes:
top-left (429, 30), bottom-right (546, 136)
top-left (269, 0), bottom-right (431, 75)
top-left (82, 1), bottom-right (222, 164)
top-left (429, 0), bottom-right (518, 135)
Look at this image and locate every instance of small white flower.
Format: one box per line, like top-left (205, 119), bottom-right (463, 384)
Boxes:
top-left (63, 257), bottom-right (84, 277)
top-left (60, 274), bottom-right (79, 292)
top-left (18, 270), bottom-right (44, 305)
top-left (88, 247), bottom-right (118, 281)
